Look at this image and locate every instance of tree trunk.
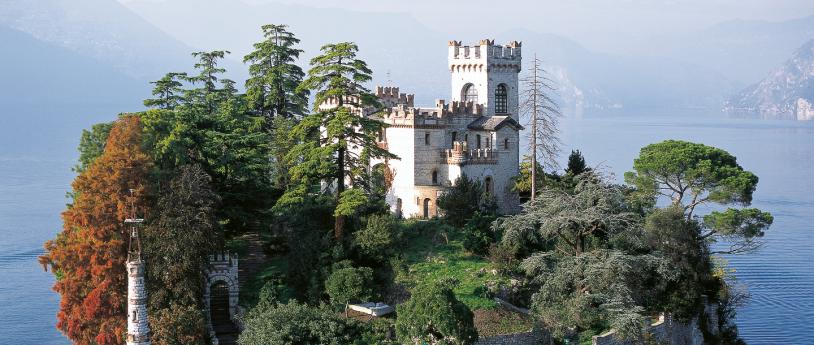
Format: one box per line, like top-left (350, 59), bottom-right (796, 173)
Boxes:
top-left (335, 147), bottom-right (345, 241)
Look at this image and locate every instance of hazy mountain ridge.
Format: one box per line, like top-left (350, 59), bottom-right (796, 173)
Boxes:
top-left (642, 15), bottom-right (814, 85)
top-left (725, 39), bottom-right (814, 120)
top-left (0, 0), bottom-right (195, 80)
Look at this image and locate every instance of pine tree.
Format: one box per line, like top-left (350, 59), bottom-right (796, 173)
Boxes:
top-left (40, 115), bottom-right (152, 345)
top-left (144, 72), bottom-right (188, 110)
top-left (186, 50), bottom-right (234, 113)
top-left (243, 24), bottom-right (308, 122)
top-left (521, 55), bottom-right (561, 198)
top-left (281, 42), bottom-right (396, 241)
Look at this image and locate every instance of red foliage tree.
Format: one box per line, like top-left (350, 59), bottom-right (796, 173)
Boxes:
top-left (40, 115), bottom-right (153, 345)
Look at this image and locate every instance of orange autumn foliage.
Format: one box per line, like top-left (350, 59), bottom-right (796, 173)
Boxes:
top-left (40, 115), bottom-right (152, 345)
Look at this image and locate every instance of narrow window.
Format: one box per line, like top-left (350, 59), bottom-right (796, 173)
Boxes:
top-left (464, 133), bottom-right (468, 144)
top-left (476, 134), bottom-right (481, 148)
top-left (485, 177), bottom-right (493, 195)
top-left (432, 170), bottom-right (438, 185)
top-left (132, 311), bottom-right (137, 322)
top-left (451, 131), bottom-right (457, 145)
top-left (495, 84), bottom-right (508, 113)
top-left (504, 138), bottom-right (509, 150)
top-left (486, 136), bottom-right (491, 148)
top-left (425, 132), bottom-right (430, 145)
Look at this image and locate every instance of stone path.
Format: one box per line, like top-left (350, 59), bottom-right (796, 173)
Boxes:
top-left (215, 231), bottom-right (268, 345)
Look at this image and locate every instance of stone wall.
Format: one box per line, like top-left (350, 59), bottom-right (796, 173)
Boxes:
top-left (592, 303), bottom-right (719, 345)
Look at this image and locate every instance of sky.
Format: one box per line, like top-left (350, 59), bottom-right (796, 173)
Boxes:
top-left (140, 0), bottom-right (814, 52)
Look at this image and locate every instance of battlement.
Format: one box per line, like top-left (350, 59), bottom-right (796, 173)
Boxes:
top-left (448, 39), bottom-right (522, 62)
top-left (209, 251), bottom-right (238, 267)
top-left (376, 86), bottom-right (415, 107)
top-left (442, 143), bottom-right (499, 165)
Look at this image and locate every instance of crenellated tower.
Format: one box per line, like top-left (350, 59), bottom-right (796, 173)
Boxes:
top-left (448, 39), bottom-right (522, 120)
top-left (125, 192), bottom-right (150, 345)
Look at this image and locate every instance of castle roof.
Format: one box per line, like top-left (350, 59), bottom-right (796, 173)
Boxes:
top-left (467, 116), bottom-right (523, 131)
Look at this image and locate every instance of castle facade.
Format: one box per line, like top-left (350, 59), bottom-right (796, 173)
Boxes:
top-left (371, 39), bottom-right (523, 218)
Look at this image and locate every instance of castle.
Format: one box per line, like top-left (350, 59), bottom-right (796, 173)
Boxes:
top-left (370, 39), bottom-right (523, 218)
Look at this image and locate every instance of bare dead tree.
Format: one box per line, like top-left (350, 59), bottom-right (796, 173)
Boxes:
top-left (521, 54), bottom-right (562, 198)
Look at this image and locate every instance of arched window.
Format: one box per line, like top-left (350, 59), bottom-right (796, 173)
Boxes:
top-left (504, 138), bottom-right (509, 150)
top-left (495, 84), bottom-right (508, 113)
top-left (476, 134), bottom-right (481, 148)
top-left (432, 170), bottom-right (438, 185)
top-left (423, 198), bottom-right (432, 218)
top-left (485, 176), bottom-right (493, 195)
top-left (462, 83), bottom-right (478, 103)
top-left (396, 198), bottom-right (402, 219)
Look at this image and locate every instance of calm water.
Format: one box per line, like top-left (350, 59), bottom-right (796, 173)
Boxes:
top-left (0, 113), bottom-right (812, 344)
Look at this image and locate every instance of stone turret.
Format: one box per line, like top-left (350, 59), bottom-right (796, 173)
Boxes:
top-left (126, 258), bottom-right (150, 345)
top-left (125, 215), bottom-right (150, 345)
top-left (448, 39), bottom-right (522, 119)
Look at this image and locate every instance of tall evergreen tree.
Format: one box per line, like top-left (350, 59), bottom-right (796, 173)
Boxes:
top-left (40, 116), bottom-right (152, 345)
top-left (281, 42), bottom-right (396, 241)
top-left (186, 50), bottom-right (233, 113)
top-left (144, 72), bottom-right (188, 110)
top-left (244, 24), bottom-right (308, 190)
top-left (243, 24), bottom-right (308, 121)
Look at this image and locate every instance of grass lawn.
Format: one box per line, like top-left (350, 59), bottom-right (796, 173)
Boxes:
top-left (396, 220), bottom-right (509, 311)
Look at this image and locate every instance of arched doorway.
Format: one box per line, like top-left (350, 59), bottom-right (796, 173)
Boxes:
top-left (423, 198), bottom-right (431, 218)
top-left (210, 281), bottom-right (231, 331)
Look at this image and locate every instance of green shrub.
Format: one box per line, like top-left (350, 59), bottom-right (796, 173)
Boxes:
top-left (325, 266), bottom-right (375, 306)
top-left (395, 281), bottom-right (478, 345)
top-left (355, 214), bottom-right (401, 262)
top-left (461, 212), bottom-right (498, 255)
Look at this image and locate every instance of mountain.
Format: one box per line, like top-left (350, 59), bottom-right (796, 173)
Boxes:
top-left (122, 0), bottom-right (736, 116)
top-left (503, 29), bottom-right (738, 116)
top-left (724, 39), bottom-right (814, 120)
top-left (0, 25), bottom-right (150, 159)
top-left (0, 25), bottom-right (146, 106)
top-left (0, 0), bottom-right (195, 80)
top-left (643, 15), bottom-right (814, 86)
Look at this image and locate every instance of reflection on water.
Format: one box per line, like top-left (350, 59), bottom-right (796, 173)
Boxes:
top-left (1, 113), bottom-right (812, 344)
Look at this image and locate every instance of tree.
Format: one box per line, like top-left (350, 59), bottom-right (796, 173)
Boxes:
top-left (521, 54), bottom-right (561, 197)
top-left (498, 176), bottom-right (674, 340)
top-left (395, 281), bottom-right (478, 345)
top-left (186, 50), bottom-right (234, 114)
top-left (283, 42), bottom-right (396, 241)
top-left (238, 301), bottom-right (363, 345)
top-left (500, 176), bottom-right (635, 257)
top-left (565, 149), bottom-right (589, 176)
top-left (74, 121), bottom-right (113, 173)
top-left (461, 211), bottom-right (498, 256)
top-left (144, 72), bottom-right (188, 110)
top-left (39, 115), bottom-right (152, 345)
top-left (325, 266), bottom-right (375, 307)
top-left (437, 174), bottom-right (495, 228)
top-left (243, 24), bottom-right (308, 121)
top-left (143, 165), bottom-right (219, 313)
top-left (644, 206), bottom-right (713, 320)
top-left (625, 140), bottom-right (773, 253)
top-left (149, 304), bottom-right (208, 345)
top-left (354, 214), bottom-right (400, 262)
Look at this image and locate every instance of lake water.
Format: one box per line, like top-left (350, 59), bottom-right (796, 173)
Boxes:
top-left (0, 112), bottom-right (812, 344)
